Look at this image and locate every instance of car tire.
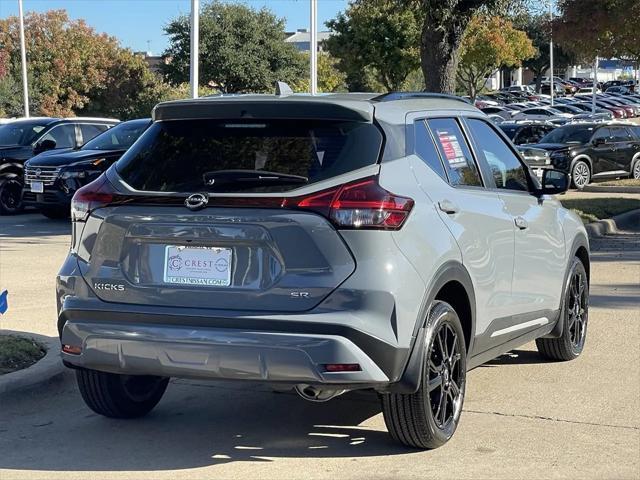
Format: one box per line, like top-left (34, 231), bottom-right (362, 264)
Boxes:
top-left (76, 368), bottom-right (169, 419)
top-left (536, 257), bottom-right (589, 361)
top-left (571, 160), bottom-right (591, 190)
top-left (381, 301), bottom-right (467, 449)
top-left (632, 157), bottom-right (640, 180)
top-left (0, 174), bottom-right (24, 215)
top-left (40, 207), bottom-right (70, 220)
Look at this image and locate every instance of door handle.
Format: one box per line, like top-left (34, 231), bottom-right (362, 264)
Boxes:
top-left (438, 200), bottom-right (460, 215)
top-left (514, 216), bottom-right (528, 230)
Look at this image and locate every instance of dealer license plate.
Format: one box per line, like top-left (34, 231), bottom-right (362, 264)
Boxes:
top-left (163, 245), bottom-right (232, 287)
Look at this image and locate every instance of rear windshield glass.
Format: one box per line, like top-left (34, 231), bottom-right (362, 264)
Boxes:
top-left (116, 119), bottom-right (383, 193)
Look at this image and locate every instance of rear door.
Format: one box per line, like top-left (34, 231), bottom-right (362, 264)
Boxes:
top-left (464, 118), bottom-right (565, 322)
top-left (76, 116), bottom-right (384, 312)
top-left (589, 127), bottom-right (617, 175)
top-left (410, 116), bottom-right (515, 339)
top-left (609, 126), bottom-right (637, 173)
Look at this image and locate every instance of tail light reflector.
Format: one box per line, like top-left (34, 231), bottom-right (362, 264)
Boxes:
top-left (286, 177), bottom-right (414, 230)
top-left (71, 175), bottom-right (123, 222)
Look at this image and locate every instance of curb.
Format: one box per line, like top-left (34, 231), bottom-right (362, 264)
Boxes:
top-left (585, 208), bottom-right (640, 238)
top-left (0, 330), bottom-right (64, 395)
top-left (583, 185), bottom-right (640, 194)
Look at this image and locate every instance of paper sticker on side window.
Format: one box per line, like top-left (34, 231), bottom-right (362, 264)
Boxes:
top-left (436, 130), bottom-right (466, 166)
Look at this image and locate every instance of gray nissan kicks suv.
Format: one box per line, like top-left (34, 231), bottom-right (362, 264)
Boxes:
top-left (57, 92), bottom-right (590, 449)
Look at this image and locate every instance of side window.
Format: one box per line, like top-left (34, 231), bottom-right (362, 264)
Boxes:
top-left (427, 118), bottom-right (482, 187)
top-left (80, 124), bottom-right (109, 144)
top-left (38, 124), bottom-right (76, 149)
top-left (466, 118), bottom-right (529, 192)
top-left (414, 120), bottom-right (447, 180)
top-left (610, 127), bottom-right (631, 142)
top-left (592, 127), bottom-right (611, 142)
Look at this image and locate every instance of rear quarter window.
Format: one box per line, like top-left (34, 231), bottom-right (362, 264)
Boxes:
top-left (116, 119), bottom-right (383, 193)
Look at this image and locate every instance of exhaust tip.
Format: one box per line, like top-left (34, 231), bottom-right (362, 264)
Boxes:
top-left (294, 384), bottom-right (346, 403)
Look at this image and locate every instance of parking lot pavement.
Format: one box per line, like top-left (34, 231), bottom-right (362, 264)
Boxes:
top-left (0, 213), bottom-right (638, 480)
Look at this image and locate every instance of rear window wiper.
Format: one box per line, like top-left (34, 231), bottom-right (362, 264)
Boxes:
top-left (202, 170), bottom-right (308, 188)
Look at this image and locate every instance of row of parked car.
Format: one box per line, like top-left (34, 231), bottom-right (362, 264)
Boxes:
top-left (479, 90), bottom-right (640, 123)
top-left (0, 117), bottom-right (149, 216)
top-left (1, 93), bottom-right (639, 218)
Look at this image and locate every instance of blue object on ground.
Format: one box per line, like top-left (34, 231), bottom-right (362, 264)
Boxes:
top-left (0, 290), bottom-right (8, 314)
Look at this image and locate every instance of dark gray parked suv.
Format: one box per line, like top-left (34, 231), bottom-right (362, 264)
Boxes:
top-left (57, 92), bottom-right (590, 449)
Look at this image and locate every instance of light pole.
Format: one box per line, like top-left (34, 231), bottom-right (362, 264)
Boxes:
top-left (592, 57), bottom-right (598, 114)
top-left (310, 0), bottom-right (318, 95)
top-left (549, 0), bottom-right (554, 106)
top-left (18, 0), bottom-right (29, 117)
top-left (190, 0), bottom-right (199, 99)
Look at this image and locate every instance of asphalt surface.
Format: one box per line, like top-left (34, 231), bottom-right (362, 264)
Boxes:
top-left (0, 207), bottom-right (639, 480)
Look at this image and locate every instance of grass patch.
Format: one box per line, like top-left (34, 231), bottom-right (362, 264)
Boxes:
top-left (560, 197), bottom-right (640, 224)
top-left (0, 335), bottom-right (46, 375)
top-left (596, 179), bottom-right (640, 187)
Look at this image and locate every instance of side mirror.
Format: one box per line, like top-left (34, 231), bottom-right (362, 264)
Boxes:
top-left (34, 139), bottom-right (57, 153)
top-left (540, 169), bottom-right (569, 195)
top-left (592, 138), bottom-right (606, 147)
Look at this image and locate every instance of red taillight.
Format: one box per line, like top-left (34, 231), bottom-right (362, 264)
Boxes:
top-left (286, 177), bottom-right (414, 230)
top-left (71, 175), bottom-right (122, 222)
top-left (62, 344), bottom-right (82, 355)
top-left (323, 363), bottom-right (362, 372)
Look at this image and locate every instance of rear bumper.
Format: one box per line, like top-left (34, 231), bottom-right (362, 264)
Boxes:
top-left (61, 321), bottom-right (390, 386)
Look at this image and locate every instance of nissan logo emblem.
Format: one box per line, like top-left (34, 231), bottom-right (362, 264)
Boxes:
top-left (35, 168), bottom-right (42, 177)
top-left (184, 193), bottom-right (209, 211)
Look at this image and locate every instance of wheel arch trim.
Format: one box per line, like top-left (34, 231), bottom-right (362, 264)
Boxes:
top-left (384, 260), bottom-right (476, 394)
top-left (545, 233), bottom-right (590, 339)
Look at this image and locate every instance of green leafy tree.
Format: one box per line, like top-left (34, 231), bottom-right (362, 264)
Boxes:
top-left (554, 0), bottom-right (640, 65)
top-left (0, 10), bottom-right (171, 119)
top-left (401, 0), bottom-right (531, 93)
top-left (458, 16), bottom-right (535, 99)
top-left (325, 0), bottom-right (421, 92)
top-left (290, 53), bottom-right (347, 93)
top-left (162, 0), bottom-right (306, 93)
top-left (516, 13), bottom-right (574, 92)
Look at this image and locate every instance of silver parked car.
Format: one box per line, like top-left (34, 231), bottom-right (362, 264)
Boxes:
top-left (57, 91), bottom-right (590, 449)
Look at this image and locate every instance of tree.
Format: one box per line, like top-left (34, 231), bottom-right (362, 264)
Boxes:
top-left (0, 10), bottom-right (171, 119)
top-left (457, 16), bottom-right (535, 99)
top-left (399, 0), bottom-right (533, 93)
top-left (325, 0), bottom-right (421, 92)
top-left (554, 0), bottom-right (640, 65)
top-left (290, 53), bottom-right (347, 93)
top-left (162, 1), bottom-right (306, 93)
top-left (517, 13), bottom-right (574, 92)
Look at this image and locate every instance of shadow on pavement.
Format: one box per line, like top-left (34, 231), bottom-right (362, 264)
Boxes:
top-left (589, 283), bottom-right (640, 311)
top-left (0, 213), bottom-right (70, 239)
top-left (0, 377), bottom-right (412, 473)
top-left (480, 349), bottom-right (550, 367)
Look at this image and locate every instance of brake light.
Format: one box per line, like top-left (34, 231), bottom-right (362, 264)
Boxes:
top-left (286, 177), bottom-right (414, 230)
top-left (71, 175), bottom-right (122, 222)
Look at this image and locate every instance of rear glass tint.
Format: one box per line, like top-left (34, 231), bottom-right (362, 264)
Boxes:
top-left (116, 119), bottom-right (383, 193)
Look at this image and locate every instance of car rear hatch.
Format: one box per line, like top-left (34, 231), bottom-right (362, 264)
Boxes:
top-left (71, 98), bottom-right (410, 313)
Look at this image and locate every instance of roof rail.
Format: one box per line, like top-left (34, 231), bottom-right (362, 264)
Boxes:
top-left (372, 92), bottom-right (472, 104)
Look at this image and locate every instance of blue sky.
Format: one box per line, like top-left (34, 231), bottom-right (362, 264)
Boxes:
top-left (0, 0), bottom-right (348, 54)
